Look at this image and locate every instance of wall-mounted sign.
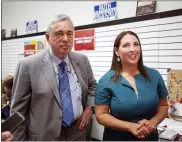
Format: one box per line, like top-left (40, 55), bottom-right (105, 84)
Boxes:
top-left (94, 1), bottom-right (117, 22)
top-left (24, 40), bottom-right (46, 57)
top-left (25, 20), bottom-right (38, 34)
top-left (136, 1), bottom-right (156, 16)
top-left (74, 29), bottom-right (94, 51)
top-left (167, 69), bottom-right (182, 120)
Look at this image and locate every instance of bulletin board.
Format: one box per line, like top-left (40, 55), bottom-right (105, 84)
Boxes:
top-left (24, 40), bottom-right (46, 57)
top-left (167, 69), bottom-right (182, 121)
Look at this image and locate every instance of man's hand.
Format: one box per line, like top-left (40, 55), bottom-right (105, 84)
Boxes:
top-left (79, 107), bottom-right (93, 130)
top-left (137, 119), bottom-right (157, 133)
top-left (2, 131), bottom-right (14, 141)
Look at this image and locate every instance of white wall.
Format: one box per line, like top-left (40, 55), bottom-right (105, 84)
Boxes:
top-left (2, 1), bottom-right (182, 37)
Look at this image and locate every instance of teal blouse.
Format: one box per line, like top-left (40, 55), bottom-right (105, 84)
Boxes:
top-left (95, 67), bottom-right (168, 141)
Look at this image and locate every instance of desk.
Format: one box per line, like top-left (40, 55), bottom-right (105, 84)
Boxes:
top-left (91, 117), bottom-right (182, 141)
top-left (158, 118), bottom-right (182, 141)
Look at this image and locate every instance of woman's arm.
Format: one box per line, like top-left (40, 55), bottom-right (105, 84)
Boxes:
top-left (95, 104), bottom-right (149, 139)
top-left (138, 70), bottom-right (169, 132)
top-left (96, 104), bottom-right (131, 131)
top-left (150, 98), bottom-right (168, 127)
top-left (138, 98), bottom-right (168, 132)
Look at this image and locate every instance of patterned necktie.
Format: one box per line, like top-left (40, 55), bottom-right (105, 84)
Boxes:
top-left (58, 61), bottom-right (74, 127)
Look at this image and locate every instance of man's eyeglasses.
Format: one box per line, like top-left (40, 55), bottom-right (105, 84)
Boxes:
top-left (52, 31), bottom-right (73, 38)
top-left (67, 70), bottom-right (80, 93)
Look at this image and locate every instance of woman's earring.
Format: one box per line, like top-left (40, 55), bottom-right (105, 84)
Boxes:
top-left (117, 56), bottom-right (121, 63)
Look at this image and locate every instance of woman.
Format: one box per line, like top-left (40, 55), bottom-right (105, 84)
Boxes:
top-left (95, 31), bottom-right (168, 141)
top-left (1, 75), bottom-right (14, 120)
top-left (2, 79), bottom-right (7, 105)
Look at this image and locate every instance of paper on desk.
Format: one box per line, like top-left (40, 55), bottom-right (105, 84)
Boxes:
top-left (159, 129), bottom-right (178, 140)
top-left (158, 118), bottom-right (182, 135)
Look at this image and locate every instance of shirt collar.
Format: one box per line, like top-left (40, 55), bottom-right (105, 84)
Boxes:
top-left (49, 47), bottom-right (69, 68)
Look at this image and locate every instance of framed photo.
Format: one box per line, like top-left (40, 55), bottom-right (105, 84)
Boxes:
top-left (2, 29), bottom-right (6, 39)
top-left (136, 1), bottom-right (156, 16)
top-left (11, 29), bottom-right (17, 37)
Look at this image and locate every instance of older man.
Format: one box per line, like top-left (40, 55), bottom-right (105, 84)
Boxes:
top-left (10, 14), bottom-right (96, 141)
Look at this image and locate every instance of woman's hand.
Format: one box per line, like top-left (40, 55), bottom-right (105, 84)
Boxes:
top-left (129, 123), bottom-right (150, 140)
top-left (137, 119), bottom-right (157, 133)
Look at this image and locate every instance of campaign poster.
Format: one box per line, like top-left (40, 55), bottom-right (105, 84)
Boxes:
top-left (24, 41), bottom-right (37, 57)
top-left (94, 1), bottom-right (117, 22)
top-left (24, 40), bottom-right (46, 57)
top-left (74, 29), bottom-right (95, 51)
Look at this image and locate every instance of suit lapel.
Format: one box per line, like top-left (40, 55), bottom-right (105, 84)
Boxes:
top-left (68, 52), bottom-right (86, 98)
top-left (40, 49), bottom-right (62, 109)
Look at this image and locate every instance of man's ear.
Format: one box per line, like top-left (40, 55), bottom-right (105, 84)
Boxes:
top-left (45, 32), bottom-right (50, 41)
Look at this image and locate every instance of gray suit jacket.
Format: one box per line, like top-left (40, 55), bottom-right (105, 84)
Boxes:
top-left (10, 48), bottom-right (97, 141)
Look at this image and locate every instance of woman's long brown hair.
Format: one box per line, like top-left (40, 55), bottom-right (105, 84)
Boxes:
top-left (110, 31), bottom-right (150, 82)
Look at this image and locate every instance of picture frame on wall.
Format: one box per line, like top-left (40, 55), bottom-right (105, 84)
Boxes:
top-left (11, 29), bottom-right (17, 37)
top-left (2, 29), bottom-right (6, 39)
top-left (136, 1), bottom-right (156, 16)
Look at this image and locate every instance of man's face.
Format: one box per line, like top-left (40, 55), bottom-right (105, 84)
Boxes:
top-left (46, 20), bottom-right (74, 60)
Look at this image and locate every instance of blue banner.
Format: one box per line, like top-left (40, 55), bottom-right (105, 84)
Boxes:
top-left (94, 1), bottom-right (117, 22)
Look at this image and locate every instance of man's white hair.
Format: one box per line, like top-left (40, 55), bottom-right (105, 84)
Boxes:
top-left (47, 14), bottom-right (74, 34)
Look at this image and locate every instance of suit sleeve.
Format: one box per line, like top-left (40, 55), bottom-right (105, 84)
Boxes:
top-left (10, 60), bottom-right (32, 141)
top-left (85, 56), bottom-right (97, 107)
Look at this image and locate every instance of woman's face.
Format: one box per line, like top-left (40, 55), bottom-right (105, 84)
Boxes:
top-left (4, 86), bottom-right (12, 99)
top-left (115, 34), bottom-right (141, 66)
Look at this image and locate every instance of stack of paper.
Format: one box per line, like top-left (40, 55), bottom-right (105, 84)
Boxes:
top-left (158, 118), bottom-right (182, 135)
top-left (159, 129), bottom-right (178, 141)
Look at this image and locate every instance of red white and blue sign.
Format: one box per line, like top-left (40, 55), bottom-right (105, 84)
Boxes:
top-left (94, 1), bottom-right (117, 22)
